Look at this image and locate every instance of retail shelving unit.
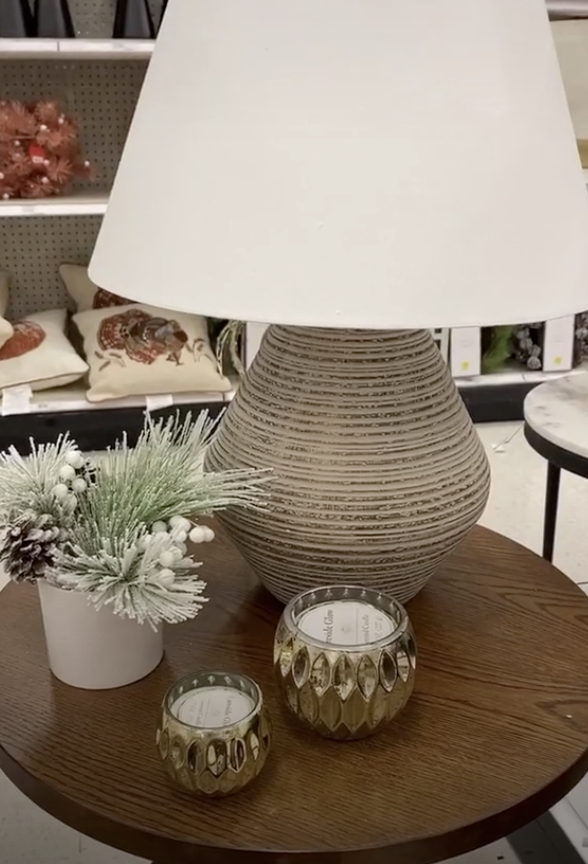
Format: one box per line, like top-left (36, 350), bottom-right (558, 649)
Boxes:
top-left (0, 1), bottom-right (586, 451)
top-left (0, 2), bottom-right (227, 450)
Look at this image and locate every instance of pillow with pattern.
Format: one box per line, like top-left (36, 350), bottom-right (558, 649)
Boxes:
top-left (0, 309), bottom-right (88, 392)
top-left (59, 263), bottom-right (131, 312)
top-left (73, 303), bottom-right (231, 403)
top-left (0, 272), bottom-right (14, 350)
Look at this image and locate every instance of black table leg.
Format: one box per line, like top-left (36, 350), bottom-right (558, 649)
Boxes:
top-left (543, 462), bottom-right (561, 563)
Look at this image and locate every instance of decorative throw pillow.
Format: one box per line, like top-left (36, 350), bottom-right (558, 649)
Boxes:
top-left (73, 303), bottom-right (232, 403)
top-left (59, 263), bottom-right (131, 311)
top-left (0, 309), bottom-right (88, 392)
top-left (0, 272), bottom-right (14, 350)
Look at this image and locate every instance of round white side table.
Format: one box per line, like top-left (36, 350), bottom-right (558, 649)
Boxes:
top-left (524, 373), bottom-right (588, 562)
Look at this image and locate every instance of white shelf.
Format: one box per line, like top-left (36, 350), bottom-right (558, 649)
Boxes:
top-left (1, 383), bottom-right (229, 417)
top-left (0, 38), bottom-right (154, 60)
top-left (456, 365), bottom-right (586, 389)
top-left (0, 193), bottom-right (109, 218)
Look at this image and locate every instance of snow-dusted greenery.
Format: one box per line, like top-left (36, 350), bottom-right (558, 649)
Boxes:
top-left (0, 411), bottom-right (269, 627)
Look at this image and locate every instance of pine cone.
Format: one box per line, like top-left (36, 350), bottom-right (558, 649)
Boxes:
top-left (0, 513), bottom-right (63, 583)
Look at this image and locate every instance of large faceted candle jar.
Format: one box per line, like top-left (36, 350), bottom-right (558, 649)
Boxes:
top-left (274, 586), bottom-right (416, 740)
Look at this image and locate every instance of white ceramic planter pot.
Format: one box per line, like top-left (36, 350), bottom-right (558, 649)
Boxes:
top-left (38, 581), bottom-right (164, 689)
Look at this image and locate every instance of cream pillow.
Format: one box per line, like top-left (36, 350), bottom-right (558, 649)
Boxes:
top-left (0, 309), bottom-right (88, 392)
top-left (59, 263), bottom-right (131, 311)
top-left (0, 272), bottom-right (14, 350)
top-left (73, 303), bottom-right (232, 403)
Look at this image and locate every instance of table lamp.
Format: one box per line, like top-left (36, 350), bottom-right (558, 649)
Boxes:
top-left (90, 0), bottom-right (588, 604)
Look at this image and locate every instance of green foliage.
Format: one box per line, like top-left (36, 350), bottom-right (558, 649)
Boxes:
top-left (482, 326), bottom-right (514, 374)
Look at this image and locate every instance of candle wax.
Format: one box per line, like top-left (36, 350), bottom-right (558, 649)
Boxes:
top-left (298, 600), bottom-right (394, 646)
top-left (172, 686), bottom-right (255, 728)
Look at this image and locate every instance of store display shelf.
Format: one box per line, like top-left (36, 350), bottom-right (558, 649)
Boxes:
top-left (456, 365), bottom-right (585, 389)
top-left (0, 385), bottom-right (229, 452)
top-left (3, 384), bottom-right (228, 415)
top-left (458, 365), bottom-right (586, 423)
top-left (0, 38), bottom-right (154, 60)
top-left (0, 193), bottom-right (109, 217)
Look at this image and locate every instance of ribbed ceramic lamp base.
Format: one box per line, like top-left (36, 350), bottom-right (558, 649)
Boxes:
top-left (205, 327), bottom-right (490, 604)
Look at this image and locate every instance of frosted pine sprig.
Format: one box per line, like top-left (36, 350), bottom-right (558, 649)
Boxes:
top-left (72, 411), bottom-right (269, 549)
top-left (55, 530), bottom-right (208, 628)
top-left (0, 410), bottom-right (270, 626)
top-left (0, 434), bottom-right (84, 526)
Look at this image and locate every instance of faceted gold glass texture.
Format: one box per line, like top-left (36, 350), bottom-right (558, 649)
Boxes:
top-left (156, 672), bottom-right (271, 796)
top-left (274, 586), bottom-right (416, 740)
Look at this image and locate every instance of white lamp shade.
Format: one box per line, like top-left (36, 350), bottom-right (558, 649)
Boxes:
top-left (90, 0), bottom-right (588, 328)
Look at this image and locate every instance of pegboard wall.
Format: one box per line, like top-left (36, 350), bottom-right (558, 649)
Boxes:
top-left (0, 61), bottom-right (147, 191)
top-left (41, 0), bottom-right (164, 38)
top-left (1, 217), bottom-right (101, 318)
top-left (0, 0), bottom-right (163, 319)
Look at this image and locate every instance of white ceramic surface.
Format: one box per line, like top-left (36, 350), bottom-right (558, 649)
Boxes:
top-left (524, 372), bottom-right (588, 459)
top-left (37, 581), bottom-right (164, 690)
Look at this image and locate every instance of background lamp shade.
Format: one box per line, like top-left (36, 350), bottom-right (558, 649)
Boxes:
top-left (90, 0), bottom-right (588, 607)
top-left (90, 0), bottom-right (588, 328)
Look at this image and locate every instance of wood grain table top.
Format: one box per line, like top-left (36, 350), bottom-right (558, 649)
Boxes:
top-left (1, 527), bottom-right (588, 864)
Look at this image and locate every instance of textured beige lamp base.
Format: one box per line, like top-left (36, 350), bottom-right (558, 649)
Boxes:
top-left (205, 327), bottom-right (490, 604)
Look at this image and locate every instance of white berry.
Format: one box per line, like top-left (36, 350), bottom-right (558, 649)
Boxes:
top-left (158, 551), bottom-right (175, 568)
top-left (40, 124), bottom-right (48, 131)
top-left (152, 521), bottom-right (168, 534)
top-left (159, 569), bottom-right (175, 588)
top-left (59, 465), bottom-right (76, 482)
top-left (169, 515), bottom-right (191, 532)
top-left (65, 494), bottom-right (78, 510)
top-left (65, 450), bottom-right (84, 469)
top-left (189, 526), bottom-right (206, 544)
top-left (71, 478), bottom-right (87, 494)
top-left (52, 483), bottom-right (69, 499)
top-left (171, 546), bottom-right (184, 561)
top-left (202, 526), bottom-right (215, 543)
top-left (172, 529), bottom-right (188, 544)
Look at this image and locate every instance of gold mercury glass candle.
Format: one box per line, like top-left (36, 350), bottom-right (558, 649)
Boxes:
top-left (156, 671), bottom-right (271, 795)
top-left (274, 585), bottom-right (416, 740)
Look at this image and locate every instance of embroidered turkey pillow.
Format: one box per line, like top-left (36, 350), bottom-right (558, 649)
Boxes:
top-left (0, 309), bottom-right (88, 392)
top-left (73, 303), bottom-right (232, 402)
top-left (59, 263), bottom-right (131, 311)
top-left (0, 272), bottom-right (14, 350)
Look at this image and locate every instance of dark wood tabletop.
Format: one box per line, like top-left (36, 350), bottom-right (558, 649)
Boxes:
top-left (1, 527), bottom-right (588, 864)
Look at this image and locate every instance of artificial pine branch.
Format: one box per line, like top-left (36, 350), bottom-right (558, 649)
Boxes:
top-left (70, 411), bottom-right (269, 553)
top-left (0, 434), bottom-right (84, 526)
top-left (0, 411), bottom-right (270, 626)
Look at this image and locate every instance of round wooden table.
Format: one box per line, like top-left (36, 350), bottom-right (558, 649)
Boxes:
top-left (1, 528), bottom-right (588, 864)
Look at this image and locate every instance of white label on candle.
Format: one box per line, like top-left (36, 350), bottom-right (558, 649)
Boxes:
top-left (297, 601), bottom-right (394, 646)
top-left (172, 687), bottom-right (254, 728)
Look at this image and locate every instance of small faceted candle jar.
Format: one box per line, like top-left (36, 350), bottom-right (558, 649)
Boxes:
top-left (156, 671), bottom-right (271, 796)
top-left (274, 586), bottom-right (416, 740)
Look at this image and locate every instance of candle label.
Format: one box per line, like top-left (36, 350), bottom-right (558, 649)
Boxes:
top-left (173, 686), bottom-right (254, 728)
top-left (298, 600), bottom-right (394, 646)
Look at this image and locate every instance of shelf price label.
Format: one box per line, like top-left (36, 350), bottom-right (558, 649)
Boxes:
top-left (2, 385), bottom-right (33, 416)
top-left (145, 394), bottom-right (174, 413)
